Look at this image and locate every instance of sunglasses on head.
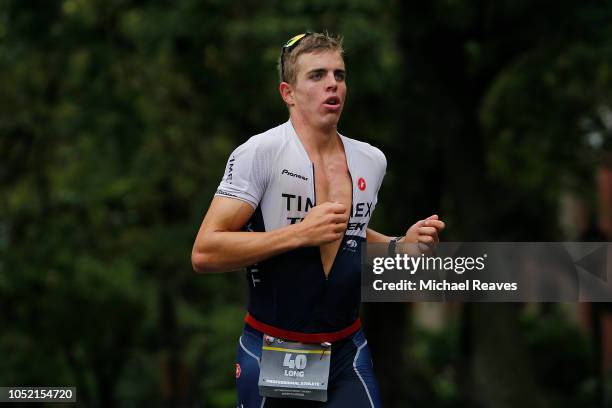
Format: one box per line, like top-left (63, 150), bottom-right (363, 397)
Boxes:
top-left (280, 32), bottom-right (312, 82)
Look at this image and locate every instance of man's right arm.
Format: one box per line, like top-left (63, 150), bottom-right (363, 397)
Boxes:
top-left (191, 197), bottom-right (348, 273)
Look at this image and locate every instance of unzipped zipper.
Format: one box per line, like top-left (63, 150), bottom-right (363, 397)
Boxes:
top-left (311, 160), bottom-right (354, 281)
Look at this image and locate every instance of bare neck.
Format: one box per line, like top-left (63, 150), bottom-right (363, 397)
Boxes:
top-left (290, 114), bottom-right (341, 158)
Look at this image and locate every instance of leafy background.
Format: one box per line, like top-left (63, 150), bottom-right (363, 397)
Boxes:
top-left (1, 0), bottom-right (612, 406)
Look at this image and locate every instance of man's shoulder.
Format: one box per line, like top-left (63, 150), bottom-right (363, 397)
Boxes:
top-left (238, 122), bottom-right (291, 154)
top-left (340, 134), bottom-right (387, 169)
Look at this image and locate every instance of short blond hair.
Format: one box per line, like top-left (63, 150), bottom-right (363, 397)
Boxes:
top-left (278, 32), bottom-right (344, 85)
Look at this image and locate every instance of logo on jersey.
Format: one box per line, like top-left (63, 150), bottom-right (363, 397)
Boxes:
top-left (235, 363), bottom-right (241, 378)
top-left (357, 177), bottom-right (366, 191)
top-left (216, 189), bottom-right (238, 198)
top-left (226, 156), bottom-right (236, 184)
top-left (351, 202), bottom-right (373, 218)
top-left (281, 169), bottom-right (309, 181)
top-left (282, 193), bottom-right (315, 223)
top-left (344, 239), bottom-right (358, 252)
top-left (346, 239), bottom-right (358, 250)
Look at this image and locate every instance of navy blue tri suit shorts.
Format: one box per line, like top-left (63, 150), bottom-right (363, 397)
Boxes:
top-left (236, 323), bottom-right (382, 407)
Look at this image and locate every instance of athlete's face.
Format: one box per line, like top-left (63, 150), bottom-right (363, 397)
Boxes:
top-left (289, 50), bottom-right (346, 130)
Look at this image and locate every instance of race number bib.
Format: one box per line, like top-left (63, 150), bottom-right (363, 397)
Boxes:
top-left (258, 336), bottom-right (331, 402)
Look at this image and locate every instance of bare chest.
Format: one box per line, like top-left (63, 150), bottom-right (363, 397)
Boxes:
top-left (312, 156), bottom-right (352, 276)
top-left (313, 158), bottom-right (352, 207)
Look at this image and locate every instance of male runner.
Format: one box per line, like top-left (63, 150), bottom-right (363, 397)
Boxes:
top-left (192, 32), bottom-right (445, 407)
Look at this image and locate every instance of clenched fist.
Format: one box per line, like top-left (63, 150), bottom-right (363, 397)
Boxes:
top-left (296, 202), bottom-right (349, 246)
top-left (403, 214), bottom-right (446, 253)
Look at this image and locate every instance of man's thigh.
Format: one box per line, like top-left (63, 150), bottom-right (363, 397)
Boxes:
top-left (325, 330), bottom-right (381, 408)
top-left (236, 328), bottom-right (265, 408)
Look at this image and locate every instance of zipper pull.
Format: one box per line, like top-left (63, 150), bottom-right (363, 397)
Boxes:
top-left (320, 342), bottom-right (331, 359)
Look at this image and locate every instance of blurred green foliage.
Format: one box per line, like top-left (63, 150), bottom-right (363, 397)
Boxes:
top-left (1, 0), bottom-right (611, 407)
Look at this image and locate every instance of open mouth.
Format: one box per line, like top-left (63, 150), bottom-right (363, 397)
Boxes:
top-left (323, 96), bottom-right (340, 106)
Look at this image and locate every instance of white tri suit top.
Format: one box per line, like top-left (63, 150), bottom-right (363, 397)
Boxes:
top-left (216, 120), bottom-right (386, 342)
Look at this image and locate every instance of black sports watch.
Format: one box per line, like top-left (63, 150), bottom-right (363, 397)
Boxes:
top-left (388, 236), bottom-right (404, 256)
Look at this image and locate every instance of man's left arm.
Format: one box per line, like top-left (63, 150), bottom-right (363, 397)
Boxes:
top-left (365, 228), bottom-right (392, 243)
